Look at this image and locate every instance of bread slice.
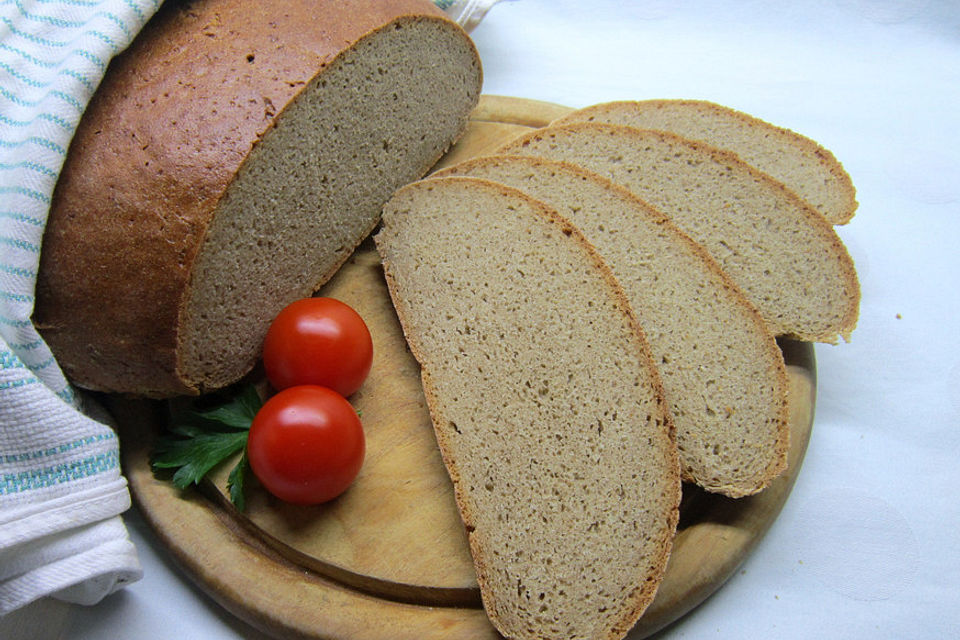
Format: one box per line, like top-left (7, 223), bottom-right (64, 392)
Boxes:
top-left (376, 176), bottom-right (681, 640)
top-left (34, 0), bottom-right (482, 397)
top-left (498, 123), bottom-right (860, 343)
top-left (554, 99), bottom-right (858, 225)
top-left (432, 155), bottom-right (789, 496)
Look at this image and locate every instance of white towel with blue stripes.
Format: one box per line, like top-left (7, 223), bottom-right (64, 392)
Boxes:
top-left (0, 0), bottom-right (500, 616)
top-left (0, 0), bottom-right (160, 615)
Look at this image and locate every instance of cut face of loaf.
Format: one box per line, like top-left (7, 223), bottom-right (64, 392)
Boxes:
top-left (432, 155), bottom-right (789, 497)
top-left (554, 100), bottom-right (858, 225)
top-left (376, 177), bottom-right (681, 640)
top-left (498, 123), bottom-right (860, 344)
top-left (34, 0), bottom-right (482, 397)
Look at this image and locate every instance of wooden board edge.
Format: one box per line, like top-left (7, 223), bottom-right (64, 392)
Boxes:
top-left (115, 400), bottom-right (501, 640)
top-left (472, 94), bottom-right (575, 127)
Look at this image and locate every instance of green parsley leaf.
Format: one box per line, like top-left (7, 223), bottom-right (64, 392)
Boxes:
top-left (227, 451), bottom-right (250, 512)
top-left (195, 383), bottom-right (263, 429)
top-left (153, 430), bottom-right (248, 489)
top-left (151, 383), bottom-right (262, 510)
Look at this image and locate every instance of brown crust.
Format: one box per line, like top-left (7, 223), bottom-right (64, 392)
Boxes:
top-left (433, 155), bottom-right (791, 496)
top-left (499, 123), bottom-right (861, 344)
top-left (554, 99), bottom-right (859, 225)
top-left (33, 0), bottom-right (470, 396)
top-left (376, 177), bottom-right (682, 639)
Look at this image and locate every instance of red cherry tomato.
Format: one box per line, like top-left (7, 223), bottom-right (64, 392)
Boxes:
top-left (247, 386), bottom-right (365, 505)
top-left (263, 297), bottom-right (373, 397)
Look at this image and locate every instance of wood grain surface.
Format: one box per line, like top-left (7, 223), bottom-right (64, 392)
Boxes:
top-left (113, 94), bottom-right (816, 640)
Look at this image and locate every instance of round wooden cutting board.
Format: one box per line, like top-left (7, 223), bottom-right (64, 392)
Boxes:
top-left (113, 95), bottom-right (817, 640)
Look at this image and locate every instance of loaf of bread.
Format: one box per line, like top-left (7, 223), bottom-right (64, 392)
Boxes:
top-left (33, 0), bottom-right (482, 397)
top-left (376, 176), bottom-right (681, 640)
top-left (498, 123), bottom-right (860, 343)
top-left (432, 155), bottom-right (789, 497)
top-left (553, 99), bottom-right (858, 225)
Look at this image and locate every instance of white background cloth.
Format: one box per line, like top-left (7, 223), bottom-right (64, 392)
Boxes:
top-left (3, 0), bottom-right (959, 637)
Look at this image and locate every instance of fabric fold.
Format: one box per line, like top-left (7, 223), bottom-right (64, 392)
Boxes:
top-left (1, 519), bottom-right (141, 612)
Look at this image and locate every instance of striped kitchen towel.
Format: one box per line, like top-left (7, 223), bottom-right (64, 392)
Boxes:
top-left (0, 0), bottom-right (160, 615)
top-left (0, 0), bottom-right (500, 616)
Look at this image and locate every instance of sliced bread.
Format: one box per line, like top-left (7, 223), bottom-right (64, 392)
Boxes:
top-left (432, 155), bottom-right (789, 497)
top-left (376, 176), bottom-right (681, 640)
top-left (34, 0), bottom-right (482, 397)
top-left (498, 123), bottom-right (860, 343)
top-left (553, 99), bottom-right (858, 225)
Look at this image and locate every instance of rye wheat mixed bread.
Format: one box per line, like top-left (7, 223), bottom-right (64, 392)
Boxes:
top-left (432, 156), bottom-right (789, 496)
top-left (33, 0), bottom-right (482, 397)
top-left (376, 177), bottom-right (681, 640)
top-left (498, 123), bottom-right (860, 343)
top-left (554, 100), bottom-right (858, 225)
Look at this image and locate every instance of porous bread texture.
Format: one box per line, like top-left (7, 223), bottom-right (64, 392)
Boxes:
top-left (177, 18), bottom-right (480, 392)
top-left (34, 0), bottom-right (482, 397)
top-left (376, 177), bottom-right (681, 640)
top-left (498, 123), bottom-right (860, 344)
top-left (554, 99), bottom-right (858, 225)
top-left (432, 155), bottom-right (789, 497)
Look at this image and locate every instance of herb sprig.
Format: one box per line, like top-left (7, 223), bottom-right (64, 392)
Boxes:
top-left (151, 384), bottom-right (262, 510)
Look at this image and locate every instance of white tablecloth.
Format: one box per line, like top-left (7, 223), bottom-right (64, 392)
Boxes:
top-left (3, 0), bottom-right (958, 637)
